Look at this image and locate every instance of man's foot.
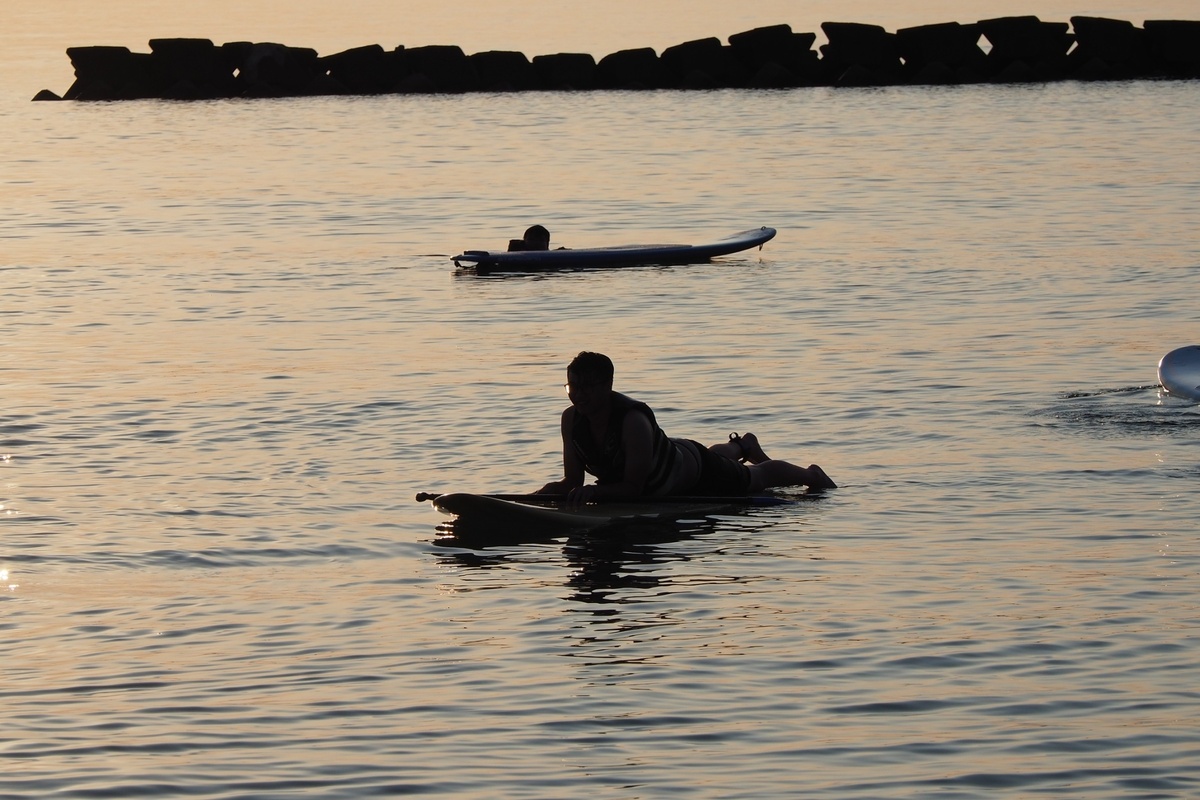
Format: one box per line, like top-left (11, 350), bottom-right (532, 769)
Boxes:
top-left (737, 432), bottom-right (770, 465)
top-left (727, 433), bottom-right (747, 462)
top-left (807, 464), bottom-right (837, 490)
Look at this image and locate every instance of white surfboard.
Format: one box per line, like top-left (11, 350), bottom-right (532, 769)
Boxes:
top-left (1157, 345), bottom-right (1200, 401)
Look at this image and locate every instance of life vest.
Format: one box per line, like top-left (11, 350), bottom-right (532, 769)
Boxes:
top-left (571, 392), bottom-right (677, 493)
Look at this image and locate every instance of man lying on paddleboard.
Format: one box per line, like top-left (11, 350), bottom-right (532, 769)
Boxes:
top-left (537, 351), bottom-right (836, 506)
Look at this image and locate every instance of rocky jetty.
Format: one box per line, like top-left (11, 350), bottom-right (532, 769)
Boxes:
top-left (33, 16), bottom-right (1200, 101)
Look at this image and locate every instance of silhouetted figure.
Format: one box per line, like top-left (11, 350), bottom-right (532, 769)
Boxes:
top-left (537, 351), bottom-right (836, 505)
top-left (508, 224), bottom-right (551, 251)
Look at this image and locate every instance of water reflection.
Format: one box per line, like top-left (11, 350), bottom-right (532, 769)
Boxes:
top-left (430, 504), bottom-right (809, 610)
top-left (432, 515), bottom-right (740, 662)
top-left (431, 515), bottom-right (722, 574)
top-left (560, 518), bottom-right (721, 606)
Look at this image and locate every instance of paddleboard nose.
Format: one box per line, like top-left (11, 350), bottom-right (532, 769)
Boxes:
top-left (1157, 344), bottom-right (1200, 400)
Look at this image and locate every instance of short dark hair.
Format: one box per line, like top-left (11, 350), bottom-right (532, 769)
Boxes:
top-left (567, 351), bottom-right (614, 382)
top-left (523, 225), bottom-right (550, 250)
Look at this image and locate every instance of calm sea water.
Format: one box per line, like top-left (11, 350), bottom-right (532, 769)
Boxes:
top-left (3, 63), bottom-right (1200, 800)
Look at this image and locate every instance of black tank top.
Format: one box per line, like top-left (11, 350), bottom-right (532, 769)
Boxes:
top-left (571, 392), bottom-right (677, 493)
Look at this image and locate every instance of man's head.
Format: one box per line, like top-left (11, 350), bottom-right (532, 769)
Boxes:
top-left (567, 351), bottom-right (614, 384)
top-left (523, 225), bottom-right (550, 251)
top-left (565, 352), bottom-right (614, 410)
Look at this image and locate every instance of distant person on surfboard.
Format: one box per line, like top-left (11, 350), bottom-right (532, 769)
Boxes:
top-left (508, 224), bottom-right (551, 252)
top-left (537, 351), bottom-right (836, 504)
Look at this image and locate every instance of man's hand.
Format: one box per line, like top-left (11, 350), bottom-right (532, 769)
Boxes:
top-left (566, 484), bottom-right (600, 508)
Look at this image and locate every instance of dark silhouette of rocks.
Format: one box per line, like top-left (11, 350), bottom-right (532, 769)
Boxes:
top-left (1068, 17), bottom-right (1150, 80)
top-left (728, 25), bottom-right (821, 88)
top-left (533, 53), bottom-right (597, 90)
top-left (820, 22), bottom-right (902, 86)
top-left (32, 17), bottom-right (1200, 101)
top-left (230, 43), bottom-right (322, 97)
top-left (896, 22), bottom-right (989, 84)
top-left (60, 45), bottom-right (142, 99)
top-left (978, 16), bottom-right (1073, 82)
top-left (1144, 20), bottom-right (1200, 77)
top-left (150, 38), bottom-right (242, 99)
top-left (660, 37), bottom-right (750, 89)
top-left (402, 45), bottom-right (479, 93)
top-left (598, 48), bottom-right (666, 90)
top-left (320, 44), bottom-right (391, 95)
top-left (470, 51), bottom-right (538, 92)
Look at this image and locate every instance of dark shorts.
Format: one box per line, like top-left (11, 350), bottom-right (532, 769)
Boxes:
top-left (686, 439), bottom-right (752, 496)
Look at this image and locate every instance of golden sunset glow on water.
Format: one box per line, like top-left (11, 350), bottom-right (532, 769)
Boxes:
top-left (4, 1), bottom-right (1199, 797)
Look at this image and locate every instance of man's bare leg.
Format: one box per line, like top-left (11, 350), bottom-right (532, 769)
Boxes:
top-left (748, 460), bottom-right (837, 491)
top-left (714, 433), bottom-right (836, 490)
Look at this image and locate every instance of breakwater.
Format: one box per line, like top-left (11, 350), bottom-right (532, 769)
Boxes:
top-left (32, 16), bottom-right (1200, 101)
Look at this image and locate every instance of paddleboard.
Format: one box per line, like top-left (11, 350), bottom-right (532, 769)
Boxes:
top-left (1158, 345), bottom-right (1200, 401)
top-left (452, 226), bottom-right (776, 273)
top-left (421, 492), bottom-right (793, 543)
top-left (432, 492), bottom-right (620, 531)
